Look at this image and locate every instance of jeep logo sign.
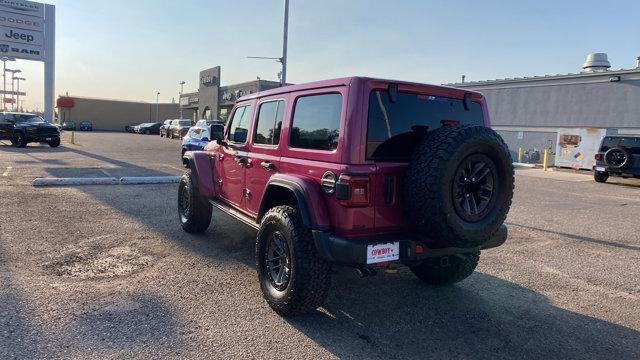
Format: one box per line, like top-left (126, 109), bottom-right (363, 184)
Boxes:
top-left (0, 25), bottom-right (41, 45)
top-left (200, 74), bottom-right (217, 86)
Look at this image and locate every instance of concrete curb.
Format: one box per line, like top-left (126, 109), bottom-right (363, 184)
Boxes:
top-left (512, 162), bottom-right (537, 168)
top-left (32, 177), bottom-right (119, 186)
top-left (119, 176), bottom-right (181, 184)
top-left (32, 176), bottom-right (181, 187)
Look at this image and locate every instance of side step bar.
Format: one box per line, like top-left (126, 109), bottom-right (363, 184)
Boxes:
top-left (209, 198), bottom-right (259, 230)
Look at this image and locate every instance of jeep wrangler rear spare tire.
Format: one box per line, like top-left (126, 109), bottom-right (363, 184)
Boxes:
top-left (178, 172), bottom-right (212, 233)
top-left (256, 206), bottom-right (332, 316)
top-left (405, 126), bottom-right (514, 248)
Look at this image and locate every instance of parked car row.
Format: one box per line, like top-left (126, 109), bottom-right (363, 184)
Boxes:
top-left (61, 121), bottom-right (93, 131)
top-left (124, 122), bottom-right (161, 134)
top-left (159, 119), bottom-right (193, 139)
top-left (180, 119), bottom-right (224, 166)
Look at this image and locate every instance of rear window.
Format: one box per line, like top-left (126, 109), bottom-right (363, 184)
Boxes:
top-left (178, 120), bottom-right (191, 126)
top-left (367, 91), bottom-right (484, 160)
top-left (600, 137), bottom-right (640, 154)
top-left (290, 93), bottom-right (341, 151)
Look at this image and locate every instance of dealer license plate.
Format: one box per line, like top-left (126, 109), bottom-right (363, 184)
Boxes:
top-left (45, 138), bottom-right (52, 141)
top-left (595, 166), bottom-right (606, 172)
top-left (366, 242), bottom-right (400, 264)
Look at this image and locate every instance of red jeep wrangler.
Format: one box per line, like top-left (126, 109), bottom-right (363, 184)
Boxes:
top-left (179, 77), bottom-right (514, 316)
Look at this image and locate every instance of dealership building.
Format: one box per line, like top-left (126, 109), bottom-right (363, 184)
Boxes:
top-left (451, 53), bottom-right (640, 168)
top-left (56, 65), bottom-right (282, 131)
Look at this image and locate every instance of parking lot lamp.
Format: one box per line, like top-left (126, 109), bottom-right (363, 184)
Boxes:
top-left (179, 81), bottom-right (185, 118)
top-left (6, 69), bottom-right (21, 111)
top-left (1, 57), bottom-right (15, 109)
top-left (13, 77), bottom-right (25, 112)
top-left (156, 91), bottom-right (160, 122)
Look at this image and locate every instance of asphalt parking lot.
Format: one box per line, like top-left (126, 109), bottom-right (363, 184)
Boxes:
top-left (1, 132), bottom-right (639, 359)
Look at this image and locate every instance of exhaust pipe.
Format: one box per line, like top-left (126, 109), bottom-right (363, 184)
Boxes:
top-left (355, 267), bottom-right (377, 278)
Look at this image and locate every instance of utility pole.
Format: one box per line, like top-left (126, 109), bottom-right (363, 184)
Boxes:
top-left (247, 0), bottom-right (290, 87)
top-left (281, 0), bottom-right (289, 86)
top-left (1, 57), bottom-right (14, 110)
top-left (179, 81), bottom-right (185, 119)
top-left (156, 91), bottom-right (160, 123)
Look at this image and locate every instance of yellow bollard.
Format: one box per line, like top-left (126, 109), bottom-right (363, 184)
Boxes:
top-left (70, 131), bottom-right (75, 145)
top-left (543, 148), bottom-right (549, 171)
top-left (517, 148), bottom-right (523, 163)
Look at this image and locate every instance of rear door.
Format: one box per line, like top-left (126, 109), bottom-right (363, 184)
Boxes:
top-left (245, 97), bottom-right (286, 216)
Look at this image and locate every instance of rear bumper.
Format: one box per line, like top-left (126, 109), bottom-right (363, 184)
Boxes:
top-left (312, 224), bottom-right (508, 267)
top-left (593, 165), bottom-right (640, 177)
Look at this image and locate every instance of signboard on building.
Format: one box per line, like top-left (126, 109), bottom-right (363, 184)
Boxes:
top-left (0, 0), bottom-right (54, 121)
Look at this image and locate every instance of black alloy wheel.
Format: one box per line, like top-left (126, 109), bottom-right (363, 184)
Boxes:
top-left (452, 154), bottom-right (498, 223)
top-left (265, 231), bottom-right (291, 291)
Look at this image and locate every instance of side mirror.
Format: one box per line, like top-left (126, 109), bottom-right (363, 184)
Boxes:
top-left (210, 124), bottom-right (224, 142)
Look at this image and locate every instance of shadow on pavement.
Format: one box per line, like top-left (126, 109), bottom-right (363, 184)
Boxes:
top-left (288, 270), bottom-right (640, 359)
top-left (508, 222), bottom-right (640, 252)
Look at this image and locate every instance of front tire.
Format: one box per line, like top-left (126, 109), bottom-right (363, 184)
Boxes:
top-left (256, 206), bottom-right (332, 316)
top-left (410, 252), bottom-right (479, 285)
top-left (594, 171), bottom-right (609, 183)
top-left (177, 172), bottom-right (212, 233)
top-left (48, 138), bottom-right (61, 147)
top-left (12, 132), bottom-right (27, 147)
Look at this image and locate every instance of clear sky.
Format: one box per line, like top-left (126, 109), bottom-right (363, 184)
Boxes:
top-left (12, 0), bottom-right (640, 111)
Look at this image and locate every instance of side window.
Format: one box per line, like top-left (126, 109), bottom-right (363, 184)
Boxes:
top-left (290, 93), bottom-right (342, 151)
top-left (254, 100), bottom-right (284, 145)
top-left (228, 105), bottom-right (252, 143)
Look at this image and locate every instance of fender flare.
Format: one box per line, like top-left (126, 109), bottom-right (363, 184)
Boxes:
top-left (183, 151), bottom-right (217, 199)
top-left (258, 174), bottom-right (331, 231)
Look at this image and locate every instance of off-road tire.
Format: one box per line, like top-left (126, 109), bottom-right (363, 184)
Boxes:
top-left (594, 171), bottom-right (609, 183)
top-left (405, 126), bottom-right (514, 248)
top-left (145, 129), bottom-right (150, 135)
top-left (177, 172), bottom-right (212, 233)
top-left (12, 132), bottom-right (27, 147)
top-left (410, 252), bottom-right (479, 285)
top-left (256, 206), bottom-right (331, 316)
top-left (48, 138), bottom-right (60, 147)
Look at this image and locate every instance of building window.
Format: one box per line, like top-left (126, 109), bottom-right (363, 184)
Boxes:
top-left (290, 93), bottom-right (342, 151)
top-left (254, 100), bottom-right (284, 146)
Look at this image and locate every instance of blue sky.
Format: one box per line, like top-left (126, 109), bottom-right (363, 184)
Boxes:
top-left (14, 0), bottom-right (640, 110)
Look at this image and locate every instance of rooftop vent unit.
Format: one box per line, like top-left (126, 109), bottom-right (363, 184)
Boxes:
top-left (636, 56), bottom-right (640, 69)
top-left (581, 53), bottom-right (611, 73)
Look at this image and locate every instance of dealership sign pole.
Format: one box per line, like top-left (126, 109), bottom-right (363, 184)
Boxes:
top-left (0, 0), bottom-right (54, 122)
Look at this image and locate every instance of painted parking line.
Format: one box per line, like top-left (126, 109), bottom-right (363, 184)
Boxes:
top-left (2, 166), bottom-right (12, 177)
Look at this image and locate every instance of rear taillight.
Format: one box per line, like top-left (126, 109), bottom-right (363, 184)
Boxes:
top-left (595, 153), bottom-right (602, 161)
top-left (335, 174), bottom-right (370, 207)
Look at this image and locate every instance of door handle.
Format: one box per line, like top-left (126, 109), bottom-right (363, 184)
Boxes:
top-left (260, 161), bottom-right (275, 171)
top-left (235, 156), bottom-right (247, 166)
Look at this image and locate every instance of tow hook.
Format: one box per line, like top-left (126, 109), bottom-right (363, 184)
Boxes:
top-left (355, 267), bottom-right (377, 278)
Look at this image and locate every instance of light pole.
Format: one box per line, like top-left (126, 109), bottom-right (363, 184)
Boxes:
top-left (179, 81), bottom-right (185, 119)
top-left (13, 77), bottom-right (25, 112)
top-left (156, 91), bottom-right (160, 122)
top-left (1, 57), bottom-right (15, 109)
top-left (247, 0), bottom-right (289, 86)
top-left (281, 0), bottom-right (289, 86)
top-left (6, 69), bottom-right (21, 111)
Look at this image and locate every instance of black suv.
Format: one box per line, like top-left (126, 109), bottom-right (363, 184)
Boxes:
top-left (0, 112), bottom-right (61, 147)
top-left (593, 136), bottom-right (640, 183)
